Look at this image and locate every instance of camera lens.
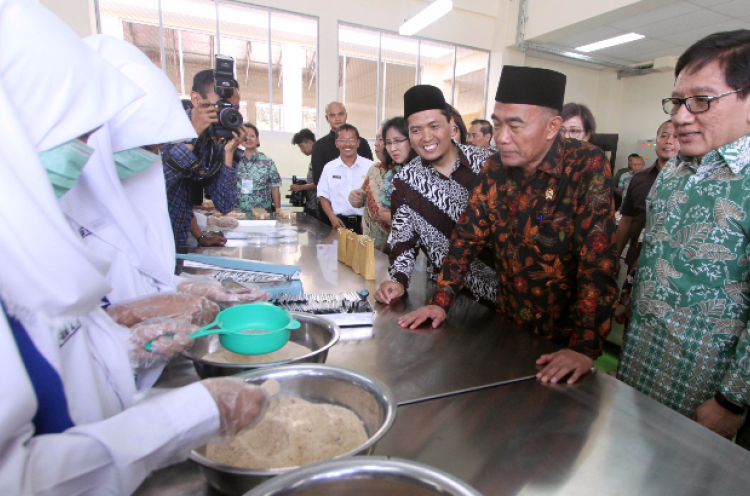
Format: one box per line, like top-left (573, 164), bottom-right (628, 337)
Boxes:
top-left (219, 107), bottom-right (243, 129)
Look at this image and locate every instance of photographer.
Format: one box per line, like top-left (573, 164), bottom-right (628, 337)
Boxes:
top-left (161, 69), bottom-right (247, 251)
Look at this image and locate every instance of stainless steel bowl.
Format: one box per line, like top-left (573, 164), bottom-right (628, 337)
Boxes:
top-left (190, 364), bottom-right (397, 496)
top-left (243, 457), bottom-right (483, 496)
top-left (182, 312), bottom-right (340, 378)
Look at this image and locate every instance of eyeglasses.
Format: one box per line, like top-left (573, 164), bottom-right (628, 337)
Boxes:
top-left (385, 137), bottom-right (409, 147)
top-left (561, 127), bottom-right (584, 138)
top-left (336, 138), bottom-right (359, 144)
top-left (662, 88), bottom-right (745, 115)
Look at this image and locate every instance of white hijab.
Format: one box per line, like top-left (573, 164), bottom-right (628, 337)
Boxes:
top-left (58, 35), bottom-right (197, 303)
top-left (0, 0), bottom-right (142, 319)
top-left (0, 0), bottom-right (143, 422)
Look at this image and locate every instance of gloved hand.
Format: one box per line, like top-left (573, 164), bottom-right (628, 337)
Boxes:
top-left (201, 377), bottom-right (270, 437)
top-left (177, 280), bottom-right (270, 306)
top-left (106, 293), bottom-right (220, 327)
top-left (207, 216), bottom-right (239, 229)
top-left (128, 318), bottom-right (198, 369)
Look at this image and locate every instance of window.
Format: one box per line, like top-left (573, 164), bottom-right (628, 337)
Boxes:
top-left (338, 23), bottom-right (489, 139)
top-left (97, 0), bottom-right (318, 133)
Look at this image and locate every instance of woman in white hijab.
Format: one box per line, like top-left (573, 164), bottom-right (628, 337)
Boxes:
top-left (61, 34), bottom-right (267, 314)
top-left (0, 2), bottom-right (267, 494)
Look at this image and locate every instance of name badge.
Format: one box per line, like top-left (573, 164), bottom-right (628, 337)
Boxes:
top-left (333, 175), bottom-right (341, 179)
top-left (241, 179), bottom-right (254, 194)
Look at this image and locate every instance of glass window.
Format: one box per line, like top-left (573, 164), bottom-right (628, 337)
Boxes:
top-left (97, 0), bottom-right (317, 133)
top-left (338, 23), bottom-right (488, 139)
top-left (453, 47), bottom-right (489, 126)
top-left (338, 24), bottom-right (379, 138)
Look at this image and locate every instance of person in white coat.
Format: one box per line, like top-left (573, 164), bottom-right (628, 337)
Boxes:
top-left (0, 1), bottom-right (268, 494)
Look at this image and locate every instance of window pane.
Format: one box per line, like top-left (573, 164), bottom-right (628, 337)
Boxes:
top-left (453, 47), bottom-right (488, 125)
top-left (217, 2), bottom-right (270, 128)
top-left (99, 0), bottom-right (162, 66)
top-left (380, 32), bottom-right (417, 121)
top-left (272, 11), bottom-right (318, 133)
top-left (419, 40), bottom-right (455, 105)
top-left (338, 24), bottom-right (379, 139)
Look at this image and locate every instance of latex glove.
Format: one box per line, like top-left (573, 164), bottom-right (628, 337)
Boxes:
top-left (201, 377), bottom-right (270, 438)
top-left (106, 293), bottom-right (220, 327)
top-left (129, 318), bottom-right (198, 369)
top-left (177, 281), bottom-right (270, 306)
top-left (207, 216), bottom-right (239, 229)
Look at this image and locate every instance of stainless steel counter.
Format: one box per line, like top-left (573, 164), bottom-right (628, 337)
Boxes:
top-left (374, 371), bottom-right (750, 496)
top-left (182, 215), bottom-right (558, 405)
top-left (134, 214), bottom-right (749, 495)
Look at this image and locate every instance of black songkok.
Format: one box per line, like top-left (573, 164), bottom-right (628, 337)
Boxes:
top-left (495, 66), bottom-right (566, 112)
top-left (404, 85), bottom-right (448, 119)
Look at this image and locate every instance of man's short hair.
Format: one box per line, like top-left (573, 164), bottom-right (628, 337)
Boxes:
top-left (561, 103), bottom-right (596, 136)
top-left (628, 153), bottom-right (641, 160)
top-left (471, 119), bottom-right (493, 136)
top-left (675, 29), bottom-right (750, 99)
top-left (292, 128), bottom-right (316, 145)
top-left (192, 69), bottom-right (215, 99)
top-left (656, 120), bottom-right (672, 136)
top-left (243, 122), bottom-right (259, 145)
top-left (325, 101), bottom-right (346, 115)
top-left (335, 123), bottom-right (360, 140)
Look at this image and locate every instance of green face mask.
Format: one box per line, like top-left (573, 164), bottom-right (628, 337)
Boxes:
top-left (113, 147), bottom-right (159, 179)
top-left (39, 139), bottom-right (95, 198)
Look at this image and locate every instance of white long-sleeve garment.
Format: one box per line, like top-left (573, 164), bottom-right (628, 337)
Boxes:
top-left (0, 1), bottom-right (221, 494)
top-left (0, 314), bottom-right (219, 496)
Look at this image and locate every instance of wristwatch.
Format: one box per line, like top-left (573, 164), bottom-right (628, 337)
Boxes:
top-left (714, 392), bottom-right (748, 415)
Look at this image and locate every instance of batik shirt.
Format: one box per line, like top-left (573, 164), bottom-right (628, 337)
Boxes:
top-left (619, 171), bottom-right (634, 203)
top-left (353, 162), bottom-right (391, 251)
top-left (618, 133), bottom-right (750, 415)
top-left (431, 137), bottom-right (618, 358)
top-left (380, 164), bottom-right (402, 210)
top-left (388, 143), bottom-right (497, 306)
top-left (234, 150), bottom-right (282, 213)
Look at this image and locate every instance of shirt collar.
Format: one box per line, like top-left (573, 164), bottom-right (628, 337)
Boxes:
top-left (676, 132), bottom-right (750, 175)
top-left (417, 144), bottom-right (470, 175)
top-left (334, 155), bottom-right (366, 168)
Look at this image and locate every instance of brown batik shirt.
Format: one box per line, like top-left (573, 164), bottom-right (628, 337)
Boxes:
top-left (431, 136), bottom-right (618, 358)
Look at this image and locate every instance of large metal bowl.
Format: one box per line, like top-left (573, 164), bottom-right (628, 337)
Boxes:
top-left (182, 312), bottom-right (340, 378)
top-left (243, 457), bottom-right (483, 496)
top-left (190, 364), bottom-right (397, 496)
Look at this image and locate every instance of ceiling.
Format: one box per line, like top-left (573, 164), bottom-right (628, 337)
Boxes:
top-left (540, 0), bottom-right (750, 66)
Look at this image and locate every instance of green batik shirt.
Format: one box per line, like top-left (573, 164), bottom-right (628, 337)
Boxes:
top-left (234, 150), bottom-right (282, 213)
top-left (618, 132), bottom-right (750, 416)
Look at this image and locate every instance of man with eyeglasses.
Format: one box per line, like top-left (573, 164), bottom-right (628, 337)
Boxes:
top-left (317, 124), bottom-right (373, 233)
top-left (618, 30), bottom-right (750, 444)
top-left (311, 102), bottom-right (373, 225)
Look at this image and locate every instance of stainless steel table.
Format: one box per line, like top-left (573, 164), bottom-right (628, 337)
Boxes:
top-left (134, 214), bottom-right (749, 495)
top-left (374, 371), bottom-right (750, 496)
top-left (183, 215), bottom-right (558, 405)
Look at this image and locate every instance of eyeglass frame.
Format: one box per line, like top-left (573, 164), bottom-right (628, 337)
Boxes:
top-left (385, 137), bottom-right (409, 147)
top-left (662, 88), bottom-right (746, 115)
top-left (560, 127), bottom-right (585, 138)
top-left (335, 138), bottom-right (360, 144)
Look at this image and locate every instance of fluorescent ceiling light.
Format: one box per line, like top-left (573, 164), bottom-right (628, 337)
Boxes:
top-left (399, 0), bottom-right (453, 36)
top-left (575, 33), bottom-right (645, 52)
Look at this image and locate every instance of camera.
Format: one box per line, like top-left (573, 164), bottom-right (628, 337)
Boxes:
top-left (286, 175), bottom-right (307, 208)
top-left (210, 54), bottom-right (243, 139)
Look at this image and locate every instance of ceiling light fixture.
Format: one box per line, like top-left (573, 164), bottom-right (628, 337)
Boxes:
top-left (575, 33), bottom-right (645, 52)
top-left (399, 0), bottom-right (453, 36)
